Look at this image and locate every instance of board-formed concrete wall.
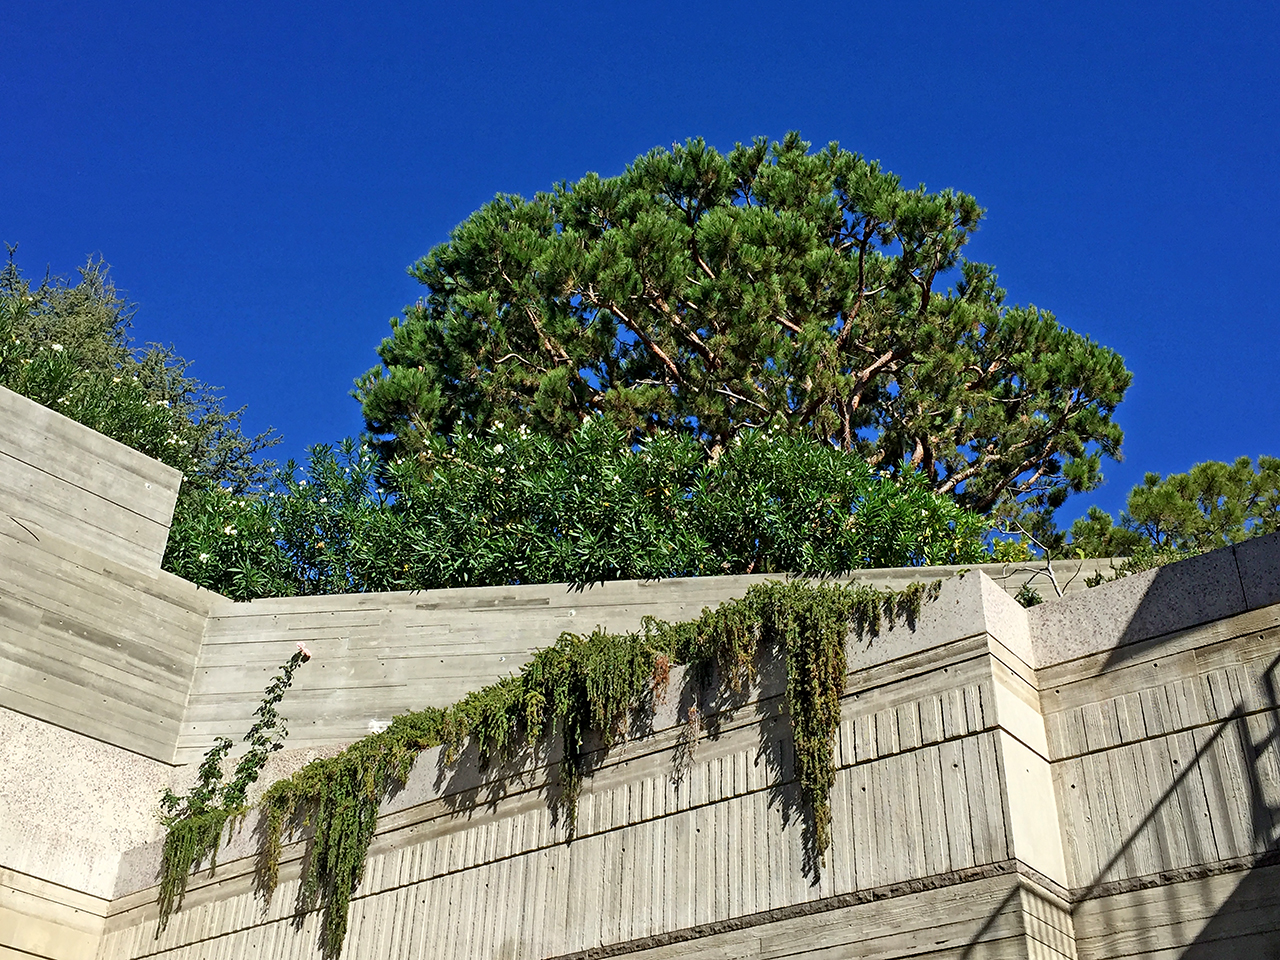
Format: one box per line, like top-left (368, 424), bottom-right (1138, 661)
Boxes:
top-left (1028, 541), bottom-right (1280, 959)
top-left (107, 571), bottom-right (1080, 960)
top-left (177, 557), bottom-right (1114, 765)
top-left (0, 389), bottom-right (217, 960)
top-left (3, 391), bottom-right (1279, 960)
top-left (0, 386), bottom-right (182, 571)
top-left (96, 545), bottom-right (1280, 960)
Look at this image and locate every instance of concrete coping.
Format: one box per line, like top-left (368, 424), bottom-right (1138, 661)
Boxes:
top-left (1027, 531), bottom-right (1280, 668)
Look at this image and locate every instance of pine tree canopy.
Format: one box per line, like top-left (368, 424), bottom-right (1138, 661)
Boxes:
top-left (1070, 456), bottom-right (1280, 557)
top-left (356, 133), bottom-right (1131, 517)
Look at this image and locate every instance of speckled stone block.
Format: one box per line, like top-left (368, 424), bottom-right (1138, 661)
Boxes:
top-left (0, 706), bottom-right (172, 899)
top-left (1027, 544), bottom-right (1247, 668)
top-left (1235, 532), bottom-right (1280, 611)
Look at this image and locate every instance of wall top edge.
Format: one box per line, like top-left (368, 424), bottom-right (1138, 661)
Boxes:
top-left (204, 558), bottom-right (1113, 618)
top-left (1027, 531), bottom-right (1280, 669)
top-left (0, 385), bottom-right (184, 571)
top-left (0, 385), bottom-right (183, 493)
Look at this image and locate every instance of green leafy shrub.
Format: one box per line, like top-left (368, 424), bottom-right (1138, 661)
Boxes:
top-left (0, 252), bottom-right (276, 493)
top-left (161, 489), bottom-right (298, 599)
top-left (165, 421), bottom-right (987, 599)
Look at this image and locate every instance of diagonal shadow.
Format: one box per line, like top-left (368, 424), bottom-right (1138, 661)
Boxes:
top-left (959, 622), bottom-right (1280, 955)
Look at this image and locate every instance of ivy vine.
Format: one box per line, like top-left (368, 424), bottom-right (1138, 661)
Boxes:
top-left (159, 578), bottom-right (939, 958)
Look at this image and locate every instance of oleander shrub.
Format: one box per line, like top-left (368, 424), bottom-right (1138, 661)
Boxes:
top-left (165, 419), bottom-right (988, 599)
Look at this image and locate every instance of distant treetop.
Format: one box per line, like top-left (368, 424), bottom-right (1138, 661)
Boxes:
top-left (0, 250), bottom-right (277, 494)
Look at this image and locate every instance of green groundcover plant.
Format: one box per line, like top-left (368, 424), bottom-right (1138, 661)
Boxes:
top-left (157, 644), bottom-right (312, 922)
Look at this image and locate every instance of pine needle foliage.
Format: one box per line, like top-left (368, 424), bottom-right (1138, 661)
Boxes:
top-left (160, 578), bottom-right (939, 959)
top-left (357, 133), bottom-right (1132, 523)
top-left (1069, 456), bottom-right (1280, 558)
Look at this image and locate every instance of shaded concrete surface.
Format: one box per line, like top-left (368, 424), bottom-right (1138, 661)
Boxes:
top-left (0, 707), bottom-right (173, 960)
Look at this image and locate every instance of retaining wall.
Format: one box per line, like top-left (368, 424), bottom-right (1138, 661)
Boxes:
top-left (178, 558), bottom-right (1109, 766)
top-left (2, 384), bottom-right (1278, 960)
top-left (0, 388), bottom-right (211, 960)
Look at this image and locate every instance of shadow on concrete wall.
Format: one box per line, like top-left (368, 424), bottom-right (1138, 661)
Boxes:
top-left (1101, 535), bottom-right (1279, 673)
top-left (1131, 654), bottom-right (1280, 958)
top-left (964, 569), bottom-right (1280, 959)
top-left (421, 644), bottom-right (798, 830)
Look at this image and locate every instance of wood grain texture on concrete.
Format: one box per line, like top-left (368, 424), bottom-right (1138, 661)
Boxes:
top-left (0, 386), bottom-right (181, 572)
top-left (177, 565), bottom-right (1078, 764)
top-left (0, 867), bottom-right (108, 960)
top-left (1041, 608), bottom-right (1280, 893)
top-left (101, 552), bottom-right (1280, 960)
top-left (1073, 859), bottom-right (1280, 959)
top-left (0, 520), bottom-right (214, 762)
top-left (105, 577), bottom-right (1064, 960)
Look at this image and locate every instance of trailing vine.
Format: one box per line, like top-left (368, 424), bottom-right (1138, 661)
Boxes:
top-left (159, 578), bottom-right (939, 958)
top-left (156, 642), bottom-right (311, 929)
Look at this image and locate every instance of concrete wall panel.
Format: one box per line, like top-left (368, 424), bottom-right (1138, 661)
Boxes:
top-left (1235, 533), bottom-right (1280, 611)
top-left (0, 522), bottom-right (213, 762)
top-left (103, 584), bottom-right (1052, 960)
top-left (0, 707), bottom-right (171, 899)
top-left (1073, 862), bottom-right (1280, 959)
top-left (178, 568), bottom-right (1044, 764)
top-left (0, 868), bottom-right (107, 960)
top-left (0, 387), bottom-right (180, 571)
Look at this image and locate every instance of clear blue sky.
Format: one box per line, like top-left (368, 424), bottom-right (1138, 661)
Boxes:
top-left (6, 0), bottom-right (1277, 525)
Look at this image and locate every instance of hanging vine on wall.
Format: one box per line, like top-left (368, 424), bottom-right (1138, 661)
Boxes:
top-left (156, 642), bottom-right (312, 929)
top-left (158, 578), bottom-right (940, 959)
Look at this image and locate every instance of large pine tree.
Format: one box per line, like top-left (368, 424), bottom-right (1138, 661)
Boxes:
top-left (357, 133), bottom-right (1131, 520)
